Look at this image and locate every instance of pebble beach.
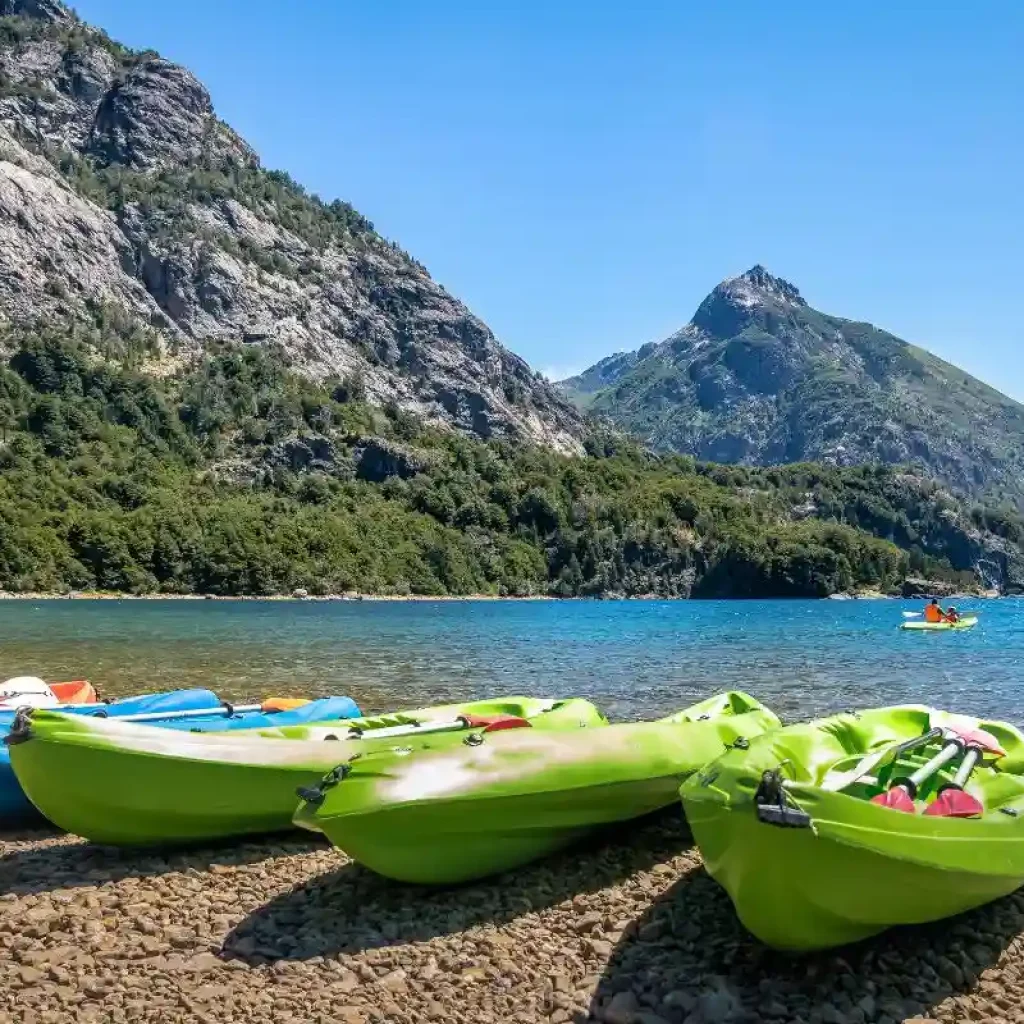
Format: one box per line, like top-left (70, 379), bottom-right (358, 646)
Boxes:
top-left (3, 813), bottom-right (1023, 1024)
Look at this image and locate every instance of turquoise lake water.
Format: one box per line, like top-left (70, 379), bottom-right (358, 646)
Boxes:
top-left (1, 598), bottom-right (1022, 724)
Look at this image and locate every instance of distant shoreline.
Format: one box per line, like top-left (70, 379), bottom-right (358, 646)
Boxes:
top-left (0, 589), bottom-right (1002, 602)
top-left (0, 590), bottom-right (557, 603)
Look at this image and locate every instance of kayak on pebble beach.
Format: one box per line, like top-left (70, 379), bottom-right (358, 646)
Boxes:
top-left (4, 696), bottom-right (604, 842)
top-left (293, 690), bottom-right (780, 884)
top-left (682, 703), bottom-right (1024, 951)
top-left (0, 684), bottom-right (361, 823)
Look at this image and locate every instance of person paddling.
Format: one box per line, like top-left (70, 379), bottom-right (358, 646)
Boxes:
top-left (924, 598), bottom-right (945, 623)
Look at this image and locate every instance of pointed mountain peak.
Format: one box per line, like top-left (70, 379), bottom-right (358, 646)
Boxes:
top-left (0, 0), bottom-right (70, 21)
top-left (723, 265), bottom-right (806, 308)
top-left (689, 265), bottom-right (806, 338)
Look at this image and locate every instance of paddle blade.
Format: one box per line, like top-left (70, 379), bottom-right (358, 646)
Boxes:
top-left (261, 697), bottom-right (310, 712)
top-left (460, 714), bottom-right (532, 732)
top-left (871, 785), bottom-right (916, 813)
top-left (944, 720), bottom-right (1007, 758)
top-left (924, 789), bottom-right (984, 818)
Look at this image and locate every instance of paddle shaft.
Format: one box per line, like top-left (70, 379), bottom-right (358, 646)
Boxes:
top-left (90, 703), bottom-right (264, 724)
top-left (922, 743), bottom-right (991, 817)
top-left (897, 738), bottom-right (963, 796)
top-left (951, 746), bottom-right (982, 788)
top-left (341, 718), bottom-right (465, 740)
top-left (342, 714), bottom-right (527, 741)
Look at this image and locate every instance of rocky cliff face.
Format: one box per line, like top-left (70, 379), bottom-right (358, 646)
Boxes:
top-left (0, 0), bottom-right (585, 452)
top-left (563, 266), bottom-right (1024, 505)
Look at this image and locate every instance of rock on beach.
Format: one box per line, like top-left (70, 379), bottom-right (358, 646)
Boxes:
top-left (1, 815), bottom-right (1023, 1023)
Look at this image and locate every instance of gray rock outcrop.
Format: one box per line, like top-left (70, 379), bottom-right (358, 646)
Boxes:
top-left (0, 0), bottom-right (586, 453)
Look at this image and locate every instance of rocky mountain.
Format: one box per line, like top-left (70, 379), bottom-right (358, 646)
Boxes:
top-left (562, 266), bottom-right (1024, 506)
top-left (0, 0), bottom-right (585, 452)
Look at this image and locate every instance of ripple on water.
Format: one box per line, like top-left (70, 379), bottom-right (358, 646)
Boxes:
top-left (1, 598), bottom-right (1022, 724)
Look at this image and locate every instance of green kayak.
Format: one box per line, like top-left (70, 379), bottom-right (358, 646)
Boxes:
top-left (681, 704), bottom-right (1024, 951)
top-left (900, 615), bottom-right (978, 632)
top-left (293, 691), bottom-right (779, 884)
top-left (6, 696), bottom-right (605, 845)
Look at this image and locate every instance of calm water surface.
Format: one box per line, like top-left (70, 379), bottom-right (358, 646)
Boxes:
top-left (1, 599), bottom-right (1022, 725)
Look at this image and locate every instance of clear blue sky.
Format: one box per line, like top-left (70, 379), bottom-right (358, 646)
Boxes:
top-left (74, 1), bottom-right (1023, 395)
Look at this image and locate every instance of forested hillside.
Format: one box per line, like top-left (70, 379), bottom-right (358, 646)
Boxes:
top-left (1, 331), bottom-right (1020, 598)
top-left (564, 267), bottom-right (1024, 508)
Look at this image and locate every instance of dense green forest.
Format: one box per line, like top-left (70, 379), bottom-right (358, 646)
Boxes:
top-left (0, 330), bottom-right (1020, 598)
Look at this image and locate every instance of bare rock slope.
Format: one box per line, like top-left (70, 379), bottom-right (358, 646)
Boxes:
top-left (0, 0), bottom-right (585, 451)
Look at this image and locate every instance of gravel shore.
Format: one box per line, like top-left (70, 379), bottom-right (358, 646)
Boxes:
top-left (2, 813), bottom-right (1023, 1024)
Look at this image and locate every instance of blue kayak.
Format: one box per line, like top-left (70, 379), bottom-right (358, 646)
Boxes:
top-left (0, 689), bottom-right (360, 823)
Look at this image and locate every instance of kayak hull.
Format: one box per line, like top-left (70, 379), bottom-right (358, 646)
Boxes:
top-left (681, 705), bottom-right (1024, 951)
top-left (685, 786), bottom-right (1022, 951)
top-left (11, 738), bottom-right (315, 841)
top-left (300, 776), bottom-right (676, 885)
top-left (293, 691), bottom-right (780, 884)
top-left (7, 697), bottom-right (604, 843)
top-left (0, 689), bottom-right (360, 825)
top-left (900, 615), bottom-right (978, 631)
top-left (1, 687), bottom-right (219, 824)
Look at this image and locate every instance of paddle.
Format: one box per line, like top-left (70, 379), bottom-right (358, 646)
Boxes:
top-left (923, 730), bottom-right (1006, 818)
top-left (339, 713), bottom-right (532, 741)
top-left (871, 722), bottom-right (1003, 813)
top-left (88, 701), bottom-right (270, 723)
top-left (89, 704), bottom-right (531, 736)
top-left (902, 611), bottom-right (922, 618)
top-left (822, 726), bottom-right (943, 793)
top-left (88, 697), bottom-right (322, 724)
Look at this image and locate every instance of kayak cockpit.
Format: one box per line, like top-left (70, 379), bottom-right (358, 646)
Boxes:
top-left (750, 705), bottom-right (1024, 817)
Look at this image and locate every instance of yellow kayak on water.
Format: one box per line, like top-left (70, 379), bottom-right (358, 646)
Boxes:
top-left (900, 615), bottom-right (978, 632)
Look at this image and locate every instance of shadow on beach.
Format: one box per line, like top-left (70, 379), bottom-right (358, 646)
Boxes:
top-left (590, 862), bottom-right (1024, 1023)
top-left (0, 826), bottom-right (328, 897)
top-left (223, 809), bottom-right (693, 963)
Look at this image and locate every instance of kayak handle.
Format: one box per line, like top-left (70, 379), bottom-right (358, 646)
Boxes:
top-left (295, 762), bottom-right (351, 806)
top-left (755, 765), bottom-right (811, 829)
top-left (3, 708), bottom-right (34, 745)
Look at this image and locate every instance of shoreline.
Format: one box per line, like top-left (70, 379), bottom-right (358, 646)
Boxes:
top-left (0, 589), bottom-right (1004, 602)
top-left (0, 591), bottom-right (558, 603)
